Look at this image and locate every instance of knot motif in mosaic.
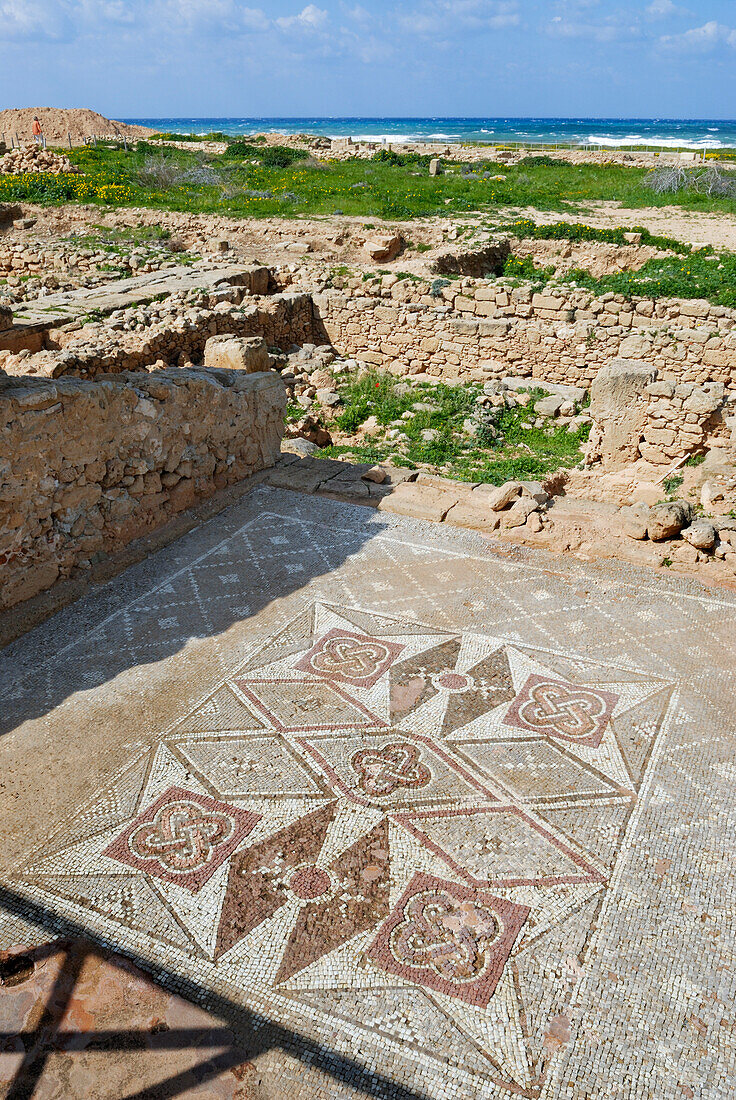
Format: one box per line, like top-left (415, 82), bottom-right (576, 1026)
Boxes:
top-left (101, 786), bottom-right (261, 893)
top-left (19, 600), bottom-right (677, 1098)
top-left (504, 674), bottom-right (619, 748)
top-left (351, 740), bottom-right (432, 796)
top-left (389, 888), bottom-right (502, 982)
top-left (295, 627), bottom-right (404, 688)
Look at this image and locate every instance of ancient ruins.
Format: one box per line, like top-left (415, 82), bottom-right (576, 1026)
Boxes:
top-left (1, 192), bottom-right (735, 625)
top-left (0, 121), bottom-right (735, 1100)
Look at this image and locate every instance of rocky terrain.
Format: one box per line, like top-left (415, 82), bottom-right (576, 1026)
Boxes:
top-left (0, 108), bottom-right (153, 146)
top-left (1, 188), bottom-right (736, 611)
top-left (0, 145), bottom-right (78, 176)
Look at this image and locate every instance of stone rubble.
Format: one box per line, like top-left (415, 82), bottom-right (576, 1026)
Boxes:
top-left (0, 143), bottom-right (77, 176)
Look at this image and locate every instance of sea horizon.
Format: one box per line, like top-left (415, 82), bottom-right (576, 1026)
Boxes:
top-left (121, 116), bottom-right (736, 149)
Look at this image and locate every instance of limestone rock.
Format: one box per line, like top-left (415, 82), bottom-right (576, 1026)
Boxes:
top-left (681, 521), bottom-right (717, 551)
top-left (365, 234), bottom-right (403, 262)
top-left (203, 335), bottom-right (270, 373)
top-left (534, 395), bottom-right (564, 418)
top-left (315, 388), bottom-right (341, 406)
top-left (283, 437), bottom-right (319, 457)
top-left (647, 500), bottom-right (692, 541)
top-left (589, 358), bottom-right (657, 469)
top-left (362, 466), bottom-right (388, 484)
top-left (503, 497), bottom-right (539, 528)
top-left (621, 502), bottom-right (650, 540)
top-left (474, 480), bottom-right (522, 511)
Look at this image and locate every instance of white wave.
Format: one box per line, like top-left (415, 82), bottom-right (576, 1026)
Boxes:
top-left (587, 133), bottom-right (725, 149)
top-left (346, 133), bottom-right (412, 143)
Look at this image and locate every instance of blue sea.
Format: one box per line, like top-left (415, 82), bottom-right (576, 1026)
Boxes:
top-left (122, 117), bottom-right (736, 150)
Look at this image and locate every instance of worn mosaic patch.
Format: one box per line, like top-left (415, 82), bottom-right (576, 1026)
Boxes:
top-left (14, 601), bottom-right (676, 1098)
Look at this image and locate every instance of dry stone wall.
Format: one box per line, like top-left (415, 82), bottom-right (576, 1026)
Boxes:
top-left (5, 293), bottom-right (316, 379)
top-left (0, 367), bottom-right (285, 609)
top-left (312, 278), bottom-right (736, 390)
top-left (587, 358), bottom-right (734, 468)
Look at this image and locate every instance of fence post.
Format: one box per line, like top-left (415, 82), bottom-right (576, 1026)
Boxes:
top-left (68, 132), bottom-right (72, 150)
top-left (123, 134), bottom-right (128, 152)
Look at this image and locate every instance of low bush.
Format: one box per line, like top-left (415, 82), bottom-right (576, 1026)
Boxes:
top-left (645, 164), bottom-right (736, 198)
top-left (506, 217), bottom-right (691, 254)
top-left (223, 142), bottom-right (308, 168)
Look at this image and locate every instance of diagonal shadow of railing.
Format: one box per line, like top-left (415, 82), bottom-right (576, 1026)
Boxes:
top-left (0, 885), bottom-right (432, 1100)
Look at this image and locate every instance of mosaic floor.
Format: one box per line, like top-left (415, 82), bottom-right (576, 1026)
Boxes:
top-left (1, 489), bottom-right (734, 1099)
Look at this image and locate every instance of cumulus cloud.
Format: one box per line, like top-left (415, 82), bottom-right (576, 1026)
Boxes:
top-left (660, 19), bottom-right (736, 51)
top-left (0, 0), bottom-right (70, 39)
top-left (276, 4), bottom-right (328, 31)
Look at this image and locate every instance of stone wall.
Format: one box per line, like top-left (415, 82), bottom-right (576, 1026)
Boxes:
top-left (312, 278), bottom-right (736, 390)
top-left (5, 293), bottom-right (316, 379)
top-left (587, 358), bottom-right (734, 468)
top-left (0, 368), bottom-right (285, 609)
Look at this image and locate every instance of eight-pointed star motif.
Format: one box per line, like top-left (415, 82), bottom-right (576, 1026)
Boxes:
top-left (215, 801), bottom-right (391, 983)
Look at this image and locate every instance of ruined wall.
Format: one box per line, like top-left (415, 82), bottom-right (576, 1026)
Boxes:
top-left (313, 279), bottom-right (736, 390)
top-left (0, 368), bottom-right (285, 609)
top-left (5, 293), bottom-right (316, 379)
top-left (586, 359), bottom-right (734, 468)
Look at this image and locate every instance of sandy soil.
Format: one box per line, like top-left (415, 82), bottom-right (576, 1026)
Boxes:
top-left (512, 202), bottom-right (736, 251)
top-left (0, 109), bottom-right (154, 146)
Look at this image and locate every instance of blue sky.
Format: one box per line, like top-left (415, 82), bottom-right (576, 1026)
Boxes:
top-left (1, 0), bottom-right (735, 119)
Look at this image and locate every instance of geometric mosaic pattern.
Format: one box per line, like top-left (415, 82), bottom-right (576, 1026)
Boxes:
top-left (13, 600), bottom-right (676, 1098)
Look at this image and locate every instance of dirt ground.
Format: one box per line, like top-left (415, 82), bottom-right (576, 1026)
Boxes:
top-left (512, 201), bottom-right (736, 251)
top-left (0, 108), bottom-right (154, 146)
top-left (14, 197), bottom-right (735, 282)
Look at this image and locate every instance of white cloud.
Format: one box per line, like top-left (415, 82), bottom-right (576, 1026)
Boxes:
top-left (399, 0), bottom-right (520, 36)
top-left (548, 15), bottom-right (639, 42)
top-left (646, 0), bottom-right (690, 17)
top-left (276, 4), bottom-right (328, 31)
top-left (0, 0), bottom-right (69, 39)
top-left (660, 20), bottom-right (736, 51)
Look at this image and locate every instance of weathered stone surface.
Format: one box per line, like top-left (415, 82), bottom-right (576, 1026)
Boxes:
top-left (365, 234), bottom-right (402, 262)
top-left (362, 466), bottom-right (387, 484)
top-left (0, 369), bottom-right (285, 610)
top-left (588, 358), bottom-right (657, 468)
top-left (378, 482), bottom-right (458, 522)
top-left (621, 503), bottom-right (650, 540)
top-left (445, 500), bottom-right (501, 531)
top-left (473, 480), bottom-right (522, 511)
top-left (204, 335), bottom-right (270, 373)
top-left (681, 520), bottom-right (717, 550)
top-left (502, 497), bottom-right (540, 528)
top-left (534, 394), bottom-right (564, 418)
top-left (647, 500), bottom-right (692, 541)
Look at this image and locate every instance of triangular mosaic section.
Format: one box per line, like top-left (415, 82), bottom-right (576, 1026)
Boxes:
top-left (36, 873), bottom-right (199, 956)
top-left (237, 606), bottom-right (316, 675)
top-left (172, 685), bottom-right (267, 736)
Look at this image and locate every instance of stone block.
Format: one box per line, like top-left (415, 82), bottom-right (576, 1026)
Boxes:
top-left (589, 358), bottom-right (657, 469)
top-left (203, 336), bottom-right (270, 373)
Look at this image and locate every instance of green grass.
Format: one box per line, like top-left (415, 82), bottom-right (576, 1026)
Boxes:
top-left (502, 217), bottom-right (692, 254)
top-left (5, 144), bottom-right (736, 219)
top-left (321, 371), bottom-right (589, 484)
top-left (499, 241), bottom-right (736, 308)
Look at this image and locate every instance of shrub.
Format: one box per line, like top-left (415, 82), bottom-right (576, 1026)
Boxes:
top-left (373, 149), bottom-right (432, 168)
top-left (644, 164), bottom-right (736, 198)
top-left (223, 143), bottom-right (308, 168)
top-left (506, 217), bottom-right (691, 254)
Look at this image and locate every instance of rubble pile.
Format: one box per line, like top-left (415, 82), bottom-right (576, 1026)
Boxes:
top-left (0, 144), bottom-right (78, 176)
